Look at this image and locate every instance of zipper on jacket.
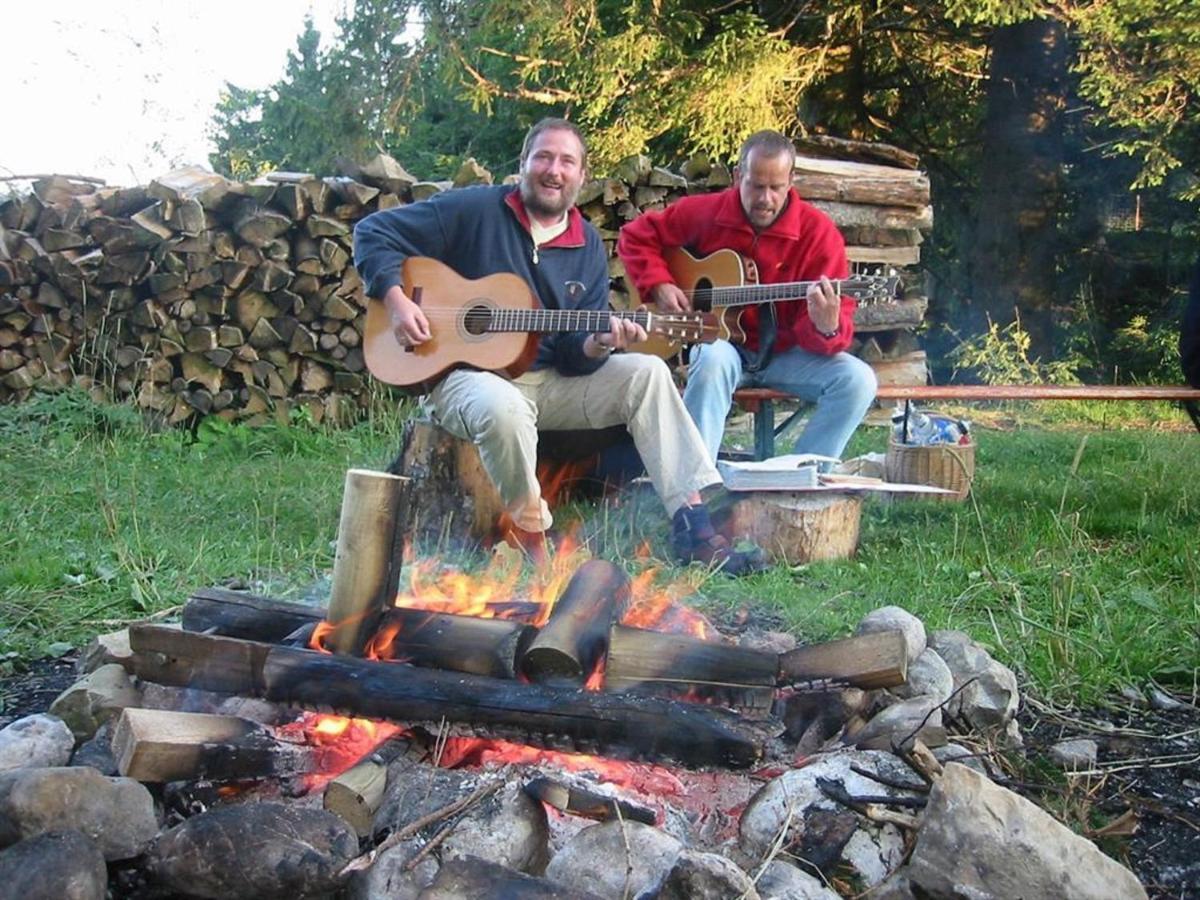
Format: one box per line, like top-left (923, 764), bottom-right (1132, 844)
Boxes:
top-left (532, 243), bottom-right (539, 264)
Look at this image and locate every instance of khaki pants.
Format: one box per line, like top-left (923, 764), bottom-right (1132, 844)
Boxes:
top-left (427, 354), bottom-right (721, 532)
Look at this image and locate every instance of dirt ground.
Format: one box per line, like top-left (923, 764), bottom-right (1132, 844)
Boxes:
top-left (2, 654), bottom-right (1197, 897)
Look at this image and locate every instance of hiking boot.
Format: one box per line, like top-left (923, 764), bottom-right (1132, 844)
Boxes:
top-left (672, 504), bottom-right (769, 576)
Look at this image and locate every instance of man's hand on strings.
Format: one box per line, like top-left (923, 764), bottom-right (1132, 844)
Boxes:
top-left (806, 276), bottom-right (841, 336)
top-left (650, 282), bottom-right (691, 313)
top-left (384, 286), bottom-right (432, 346)
top-left (587, 317), bottom-right (648, 357)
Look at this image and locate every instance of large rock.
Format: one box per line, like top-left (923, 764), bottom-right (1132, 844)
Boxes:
top-left (907, 762), bottom-right (1147, 899)
top-left (890, 648), bottom-right (953, 703)
top-left (544, 820), bottom-right (682, 899)
top-left (421, 856), bottom-right (603, 899)
top-left (0, 829), bottom-right (107, 900)
top-left (48, 664), bottom-right (141, 741)
top-left (0, 714), bottom-right (75, 772)
top-left (439, 780), bottom-right (548, 873)
top-left (342, 836), bottom-right (436, 900)
top-left (148, 802), bottom-right (357, 899)
top-left (0, 766), bottom-right (157, 860)
top-left (853, 696), bottom-right (943, 751)
top-left (857, 606), bottom-right (925, 664)
top-left (739, 751), bottom-right (908, 887)
top-left (928, 630), bottom-right (1019, 730)
top-left (654, 849), bottom-right (759, 899)
top-left (755, 860), bottom-right (841, 899)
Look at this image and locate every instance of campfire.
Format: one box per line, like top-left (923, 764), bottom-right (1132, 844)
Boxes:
top-left (0, 468), bottom-right (1150, 899)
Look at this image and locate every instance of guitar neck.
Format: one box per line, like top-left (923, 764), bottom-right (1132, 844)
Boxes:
top-left (485, 308), bottom-right (653, 334)
top-left (710, 280), bottom-right (878, 308)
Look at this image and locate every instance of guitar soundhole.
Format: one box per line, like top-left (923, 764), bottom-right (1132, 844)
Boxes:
top-left (463, 303), bottom-right (493, 337)
top-left (694, 279), bottom-right (713, 312)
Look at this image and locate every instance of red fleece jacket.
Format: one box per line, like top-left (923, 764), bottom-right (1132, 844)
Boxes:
top-left (617, 186), bottom-right (855, 355)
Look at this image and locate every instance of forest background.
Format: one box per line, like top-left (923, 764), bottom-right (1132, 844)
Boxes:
top-left (206, 0), bottom-right (1200, 384)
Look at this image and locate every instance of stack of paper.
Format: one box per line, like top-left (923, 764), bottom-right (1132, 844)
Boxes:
top-left (717, 454), bottom-right (839, 491)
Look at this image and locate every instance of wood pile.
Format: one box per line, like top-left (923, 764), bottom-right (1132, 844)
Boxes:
top-left (0, 137), bottom-right (932, 423)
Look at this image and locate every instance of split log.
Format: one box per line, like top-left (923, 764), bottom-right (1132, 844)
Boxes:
top-left (324, 735), bottom-right (414, 836)
top-left (127, 625), bottom-right (765, 767)
top-left (519, 560), bottom-right (630, 683)
top-left (793, 173), bottom-right (930, 209)
top-left (604, 624), bottom-right (776, 717)
top-left (111, 708), bottom-right (315, 782)
top-left (777, 630), bottom-right (907, 690)
top-left (810, 200), bottom-right (933, 231)
top-left (324, 469), bottom-right (410, 656)
top-left (871, 350), bottom-right (929, 387)
top-left (723, 492), bottom-right (862, 565)
top-left (853, 296), bottom-right (927, 332)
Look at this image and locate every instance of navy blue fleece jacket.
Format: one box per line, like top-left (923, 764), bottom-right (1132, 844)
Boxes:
top-left (353, 184), bottom-right (610, 376)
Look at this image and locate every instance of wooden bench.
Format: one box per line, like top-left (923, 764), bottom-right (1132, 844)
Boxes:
top-left (733, 384), bottom-right (1200, 459)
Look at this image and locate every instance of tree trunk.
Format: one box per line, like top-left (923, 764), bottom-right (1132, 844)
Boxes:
top-left (969, 18), bottom-right (1068, 353)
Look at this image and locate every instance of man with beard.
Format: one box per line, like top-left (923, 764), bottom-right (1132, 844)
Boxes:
top-left (353, 118), bottom-right (765, 574)
top-left (618, 130), bottom-right (876, 462)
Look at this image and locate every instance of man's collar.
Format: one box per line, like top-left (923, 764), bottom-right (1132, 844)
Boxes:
top-left (504, 188), bottom-right (587, 247)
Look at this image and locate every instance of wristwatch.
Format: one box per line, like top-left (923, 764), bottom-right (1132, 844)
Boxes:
top-left (817, 325), bottom-right (840, 339)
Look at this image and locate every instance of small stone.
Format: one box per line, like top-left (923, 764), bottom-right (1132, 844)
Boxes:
top-left (1148, 688), bottom-right (1190, 711)
top-left (1049, 738), bottom-right (1099, 770)
top-left (1118, 685), bottom-right (1148, 706)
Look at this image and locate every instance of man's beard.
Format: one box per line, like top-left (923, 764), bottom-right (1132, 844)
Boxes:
top-left (520, 174), bottom-right (580, 219)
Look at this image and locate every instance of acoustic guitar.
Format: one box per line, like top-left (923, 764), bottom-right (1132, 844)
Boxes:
top-left (626, 247), bottom-right (900, 359)
top-left (363, 256), bottom-right (718, 393)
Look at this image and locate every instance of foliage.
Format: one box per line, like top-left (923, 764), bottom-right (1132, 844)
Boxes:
top-left (209, 4), bottom-right (420, 178)
top-left (948, 314), bottom-right (1084, 384)
top-left (1071, 0), bottom-right (1200, 197)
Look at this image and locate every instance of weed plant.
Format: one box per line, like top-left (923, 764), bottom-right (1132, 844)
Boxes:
top-left (1, 388), bottom-right (1197, 707)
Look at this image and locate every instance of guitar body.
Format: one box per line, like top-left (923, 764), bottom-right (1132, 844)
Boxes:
top-left (364, 257), bottom-right (540, 394)
top-left (627, 247), bottom-right (753, 358)
top-left (364, 257), bottom-right (717, 393)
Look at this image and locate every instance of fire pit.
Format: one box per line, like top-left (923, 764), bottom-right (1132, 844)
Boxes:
top-left (0, 468), bottom-right (1152, 899)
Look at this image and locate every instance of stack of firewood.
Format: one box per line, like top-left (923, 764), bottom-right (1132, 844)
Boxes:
top-left (0, 138), bottom-right (933, 424)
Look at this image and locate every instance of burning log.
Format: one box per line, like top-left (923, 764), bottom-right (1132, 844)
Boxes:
top-left (518, 560), bottom-right (630, 683)
top-left (325, 468), bottom-right (411, 656)
top-left (604, 624), bottom-right (777, 717)
top-left (777, 630), bottom-right (908, 690)
top-left (182, 586), bottom-right (324, 642)
top-left (523, 775), bottom-right (657, 825)
top-left (370, 607), bottom-right (536, 679)
top-left (111, 708), bottom-right (315, 782)
top-left (183, 587), bottom-right (535, 679)
top-left (128, 625), bottom-right (766, 768)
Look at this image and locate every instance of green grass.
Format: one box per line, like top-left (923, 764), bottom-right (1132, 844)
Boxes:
top-left (1, 388), bottom-right (1197, 706)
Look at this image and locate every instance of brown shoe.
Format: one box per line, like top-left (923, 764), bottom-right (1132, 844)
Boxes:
top-left (672, 504), bottom-right (768, 576)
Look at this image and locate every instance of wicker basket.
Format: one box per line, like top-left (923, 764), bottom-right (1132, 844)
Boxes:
top-left (885, 436), bottom-right (976, 501)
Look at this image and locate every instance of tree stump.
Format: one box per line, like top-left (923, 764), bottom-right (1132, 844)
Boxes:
top-left (722, 492), bottom-right (862, 565)
top-left (392, 419), bottom-right (506, 545)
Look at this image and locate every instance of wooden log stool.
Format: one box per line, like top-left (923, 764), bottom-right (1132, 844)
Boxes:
top-left (721, 491), bottom-right (862, 565)
top-left (390, 419), bottom-right (637, 545)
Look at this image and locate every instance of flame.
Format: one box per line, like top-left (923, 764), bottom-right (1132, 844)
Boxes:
top-left (622, 568), bottom-right (716, 640)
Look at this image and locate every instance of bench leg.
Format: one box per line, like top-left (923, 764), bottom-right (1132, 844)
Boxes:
top-left (1186, 400), bottom-right (1200, 434)
top-left (754, 400), bottom-right (776, 460)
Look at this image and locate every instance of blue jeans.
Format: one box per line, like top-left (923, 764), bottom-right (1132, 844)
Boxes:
top-left (683, 340), bottom-right (877, 461)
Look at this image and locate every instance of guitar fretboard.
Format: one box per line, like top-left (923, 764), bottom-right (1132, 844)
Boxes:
top-left (707, 280), bottom-right (885, 308)
top-left (478, 308), bottom-right (653, 333)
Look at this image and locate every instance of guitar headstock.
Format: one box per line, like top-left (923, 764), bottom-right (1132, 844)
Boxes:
top-left (845, 271), bottom-right (902, 304)
top-left (652, 312), bottom-right (721, 344)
